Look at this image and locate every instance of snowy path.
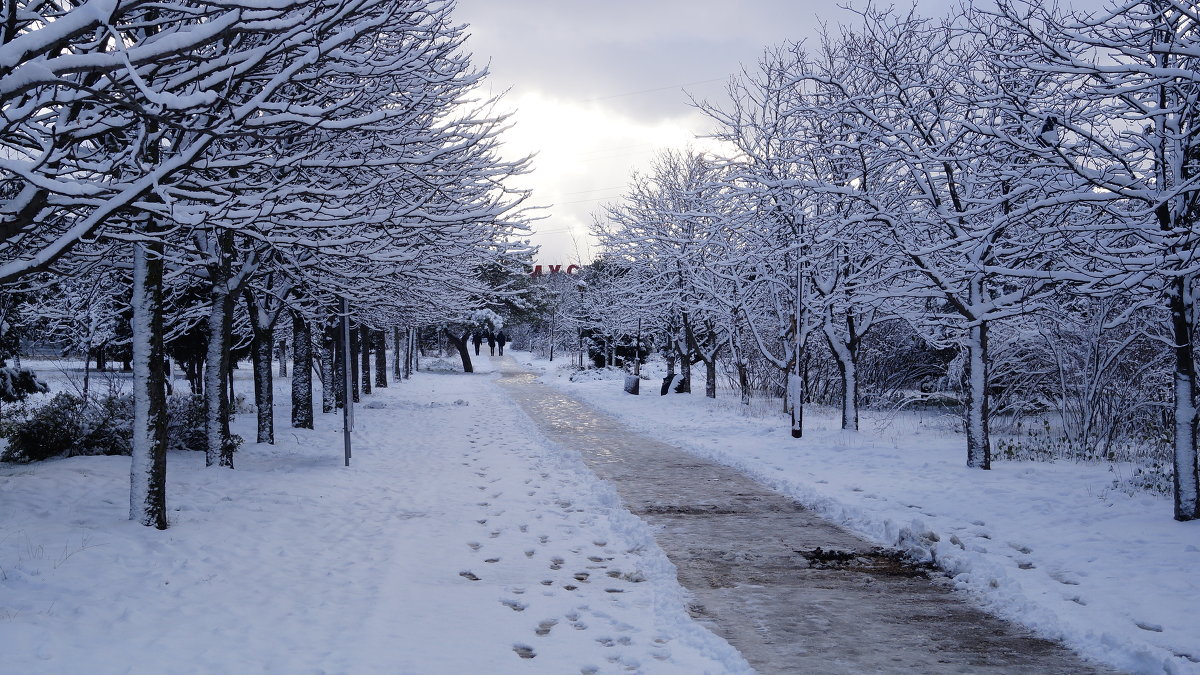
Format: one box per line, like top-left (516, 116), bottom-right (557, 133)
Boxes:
top-left (497, 360), bottom-right (1118, 674)
top-left (1, 358), bottom-right (751, 674)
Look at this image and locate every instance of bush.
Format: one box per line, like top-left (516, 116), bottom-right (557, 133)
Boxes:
top-left (78, 392), bottom-right (134, 457)
top-left (1, 393), bottom-right (84, 462)
top-left (0, 391), bottom-right (210, 462)
top-left (167, 395), bottom-right (206, 452)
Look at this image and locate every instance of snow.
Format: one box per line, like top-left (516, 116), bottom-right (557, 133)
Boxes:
top-left (0, 356), bottom-right (748, 674)
top-left (523, 352), bottom-right (1200, 675)
top-left (5, 350), bottom-right (1200, 673)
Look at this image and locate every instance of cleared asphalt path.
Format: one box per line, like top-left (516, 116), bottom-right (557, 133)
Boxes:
top-left (497, 361), bottom-right (1118, 674)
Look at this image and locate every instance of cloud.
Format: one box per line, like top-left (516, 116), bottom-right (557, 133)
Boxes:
top-left (457, 0), bottom-right (826, 118)
top-left (456, 0), bottom-right (1112, 264)
top-left (498, 92), bottom-right (726, 262)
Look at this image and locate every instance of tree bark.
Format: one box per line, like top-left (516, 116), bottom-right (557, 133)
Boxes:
top-left (788, 351), bottom-right (807, 439)
top-left (393, 327), bottom-right (403, 379)
top-left (350, 322), bottom-right (360, 402)
top-left (824, 319), bottom-right (860, 432)
top-left (277, 339), bottom-right (288, 377)
top-left (244, 291), bottom-right (273, 445)
top-left (445, 328), bottom-right (474, 372)
top-left (129, 241), bottom-right (168, 529)
top-left (675, 333), bottom-right (691, 394)
top-left (291, 312), bottom-right (313, 429)
top-left (406, 327), bottom-right (416, 377)
top-left (204, 287), bottom-right (237, 468)
top-left (322, 323), bottom-right (338, 413)
top-left (374, 330), bottom-right (387, 388)
top-left (359, 324), bottom-right (372, 395)
top-left (1168, 276), bottom-right (1200, 520)
top-left (704, 353), bottom-right (717, 399)
top-left (964, 321), bottom-right (991, 470)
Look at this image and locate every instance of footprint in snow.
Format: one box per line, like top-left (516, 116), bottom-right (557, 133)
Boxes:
top-left (459, 571), bottom-right (481, 581)
top-left (1009, 543), bottom-right (1033, 554)
top-left (535, 619), bottom-right (557, 636)
top-left (501, 598), bottom-right (526, 612)
top-left (512, 644), bottom-right (536, 659)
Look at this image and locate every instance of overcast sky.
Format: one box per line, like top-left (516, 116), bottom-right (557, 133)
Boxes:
top-left (451, 1), bottom-right (1102, 264)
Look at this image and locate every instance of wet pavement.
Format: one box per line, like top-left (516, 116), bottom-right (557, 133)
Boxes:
top-left (497, 363), bottom-right (1119, 674)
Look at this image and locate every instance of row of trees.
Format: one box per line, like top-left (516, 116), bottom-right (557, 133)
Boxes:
top-left (588, 1), bottom-right (1200, 521)
top-left (0, 0), bottom-right (530, 528)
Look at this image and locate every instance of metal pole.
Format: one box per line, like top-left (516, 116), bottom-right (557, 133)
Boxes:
top-left (341, 297), bottom-right (353, 465)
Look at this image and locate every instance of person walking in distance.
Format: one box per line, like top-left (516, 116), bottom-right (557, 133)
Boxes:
top-left (487, 330), bottom-right (496, 356)
top-left (497, 331), bottom-right (507, 356)
top-left (472, 331), bottom-right (482, 356)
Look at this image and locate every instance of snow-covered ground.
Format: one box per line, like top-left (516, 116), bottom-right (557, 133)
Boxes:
top-left (521, 351), bottom-right (1200, 675)
top-left (0, 356), bottom-right (750, 674)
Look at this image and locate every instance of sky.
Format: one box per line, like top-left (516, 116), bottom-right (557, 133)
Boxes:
top-left (451, 1), bottom-right (1102, 265)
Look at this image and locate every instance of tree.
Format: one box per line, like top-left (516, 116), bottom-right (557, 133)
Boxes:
top-left (994, 0), bottom-right (1200, 518)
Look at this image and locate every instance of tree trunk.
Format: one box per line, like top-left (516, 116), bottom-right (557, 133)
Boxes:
top-left (323, 323), bottom-right (338, 413)
top-left (249, 331), bottom-right (273, 444)
top-left (412, 327), bottom-right (420, 373)
top-left (244, 292), bottom-right (274, 445)
top-left (1168, 277), bottom-right (1200, 520)
top-left (130, 241), bottom-right (169, 529)
top-left (737, 361), bottom-right (750, 406)
top-left (407, 327), bottom-right (416, 377)
top-left (291, 312), bottom-right (313, 429)
top-left (445, 328), bottom-right (474, 372)
top-left (375, 330), bottom-right (387, 388)
top-left (359, 324), bottom-right (371, 395)
top-left (204, 287), bottom-right (237, 468)
top-left (277, 340), bottom-right (288, 377)
top-left (350, 322), bottom-right (361, 402)
top-left (676, 337), bottom-right (691, 394)
top-left (964, 321), bottom-right (991, 470)
top-left (788, 352), bottom-right (806, 439)
top-left (824, 321), bottom-right (860, 432)
top-left (393, 327), bottom-right (403, 379)
top-left (82, 342), bottom-right (92, 403)
top-left (704, 353), bottom-right (717, 399)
